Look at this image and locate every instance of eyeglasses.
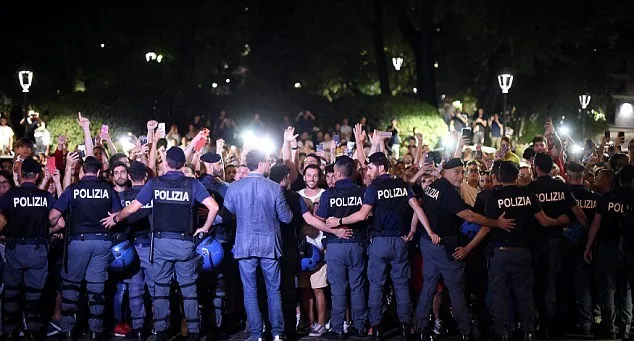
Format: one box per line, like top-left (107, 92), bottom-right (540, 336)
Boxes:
top-left (479, 171), bottom-right (490, 176)
top-left (0, 181), bottom-right (10, 186)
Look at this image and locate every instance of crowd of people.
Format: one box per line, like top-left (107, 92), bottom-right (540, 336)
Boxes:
top-left (0, 108), bottom-right (633, 341)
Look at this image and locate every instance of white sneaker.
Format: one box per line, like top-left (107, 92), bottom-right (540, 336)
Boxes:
top-left (343, 321), bottom-right (351, 333)
top-left (296, 314), bottom-right (301, 328)
top-left (274, 336), bottom-right (283, 341)
top-left (309, 324), bottom-right (326, 337)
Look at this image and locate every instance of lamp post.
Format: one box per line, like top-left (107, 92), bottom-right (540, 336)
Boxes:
top-left (497, 73), bottom-right (514, 137)
top-left (18, 70), bottom-right (34, 135)
top-left (579, 94), bottom-right (591, 139)
top-left (392, 57), bottom-right (403, 71)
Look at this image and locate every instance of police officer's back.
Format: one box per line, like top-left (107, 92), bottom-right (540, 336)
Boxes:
top-left (0, 158), bottom-right (57, 340)
top-left (315, 156), bottom-right (368, 337)
top-left (49, 156), bottom-right (122, 341)
top-left (105, 147), bottom-right (219, 341)
top-left (483, 161), bottom-right (567, 341)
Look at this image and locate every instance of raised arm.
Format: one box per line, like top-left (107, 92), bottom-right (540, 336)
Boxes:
top-left (77, 112), bottom-right (94, 157)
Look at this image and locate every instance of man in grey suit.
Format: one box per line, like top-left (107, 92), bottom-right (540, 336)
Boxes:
top-left (223, 150), bottom-right (293, 341)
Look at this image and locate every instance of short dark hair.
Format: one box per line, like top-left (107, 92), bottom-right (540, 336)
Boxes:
top-left (532, 135), bottom-right (545, 145)
top-left (498, 161), bottom-right (519, 183)
top-left (16, 138), bottom-right (34, 149)
top-left (618, 164), bottom-right (634, 185)
top-left (522, 147), bottom-right (535, 160)
top-left (491, 159), bottom-right (503, 179)
top-left (166, 158), bottom-right (185, 170)
top-left (246, 150), bottom-right (267, 171)
top-left (82, 160), bottom-right (101, 174)
top-left (334, 157), bottom-right (355, 178)
top-left (324, 164), bottom-right (335, 174)
top-left (303, 164), bottom-right (322, 177)
top-left (128, 166), bottom-right (147, 182)
top-left (305, 153), bottom-right (320, 163)
top-left (110, 161), bottom-right (128, 176)
top-left (368, 152), bottom-right (390, 171)
top-left (109, 153), bottom-right (128, 166)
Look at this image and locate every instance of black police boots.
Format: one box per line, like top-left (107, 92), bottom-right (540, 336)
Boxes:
top-left (400, 324), bottom-right (412, 340)
top-left (323, 330), bottom-right (346, 340)
top-left (125, 329), bottom-right (146, 340)
top-left (3, 331), bottom-right (21, 341)
top-left (25, 330), bottom-right (45, 341)
top-left (155, 331), bottom-right (168, 341)
top-left (58, 331), bottom-right (73, 341)
top-left (460, 333), bottom-right (474, 341)
top-left (418, 330), bottom-right (435, 341)
top-left (189, 333), bottom-right (201, 341)
top-left (371, 325), bottom-right (383, 341)
top-left (523, 331), bottom-right (536, 341)
top-left (347, 327), bottom-right (366, 339)
top-left (90, 332), bottom-right (105, 341)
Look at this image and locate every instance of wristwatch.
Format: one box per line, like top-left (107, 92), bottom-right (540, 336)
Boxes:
top-left (339, 218), bottom-right (343, 226)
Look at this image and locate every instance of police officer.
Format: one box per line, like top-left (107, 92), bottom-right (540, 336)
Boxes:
top-left (585, 164), bottom-right (634, 339)
top-left (465, 161), bottom-right (568, 341)
top-left (529, 153), bottom-right (588, 338)
top-left (0, 158), bottom-right (60, 341)
top-left (326, 152), bottom-right (435, 340)
top-left (117, 161), bottom-right (153, 339)
top-left (49, 156), bottom-right (122, 341)
top-left (198, 152), bottom-right (233, 340)
top-left (103, 147), bottom-right (219, 341)
top-left (565, 161), bottom-right (598, 336)
top-left (415, 158), bottom-right (515, 341)
top-left (313, 156), bottom-right (368, 339)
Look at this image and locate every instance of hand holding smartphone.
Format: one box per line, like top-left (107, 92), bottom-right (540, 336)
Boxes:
top-left (194, 128), bottom-right (210, 152)
top-left (47, 157), bottom-right (57, 174)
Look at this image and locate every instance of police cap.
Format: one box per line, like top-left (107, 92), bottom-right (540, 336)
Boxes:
top-left (443, 158), bottom-right (464, 170)
top-left (200, 153), bottom-right (222, 164)
top-left (21, 157), bottom-right (41, 175)
top-left (166, 147), bottom-right (186, 164)
top-left (567, 161), bottom-right (585, 173)
top-left (269, 164), bottom-right (290, 183)
top-left (534, 152), bottom-right (553, 172)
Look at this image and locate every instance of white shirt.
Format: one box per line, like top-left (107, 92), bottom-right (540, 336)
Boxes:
top-left (0, 126), bottom-right (14, 150)
top-left (298, 188), bottom-right (326, 250)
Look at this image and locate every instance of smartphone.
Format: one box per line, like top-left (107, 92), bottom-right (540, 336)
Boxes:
top-left (379, 131), bottom-right (393, 139)
top-left (47, 157), bottom-right (57, 174)
top-left (77, 144), bottom-right (86, 159)
top-left (158, 122), bottom-right (166, 133)
top-left (476, 150), bottom-right (483, 159)
top-left (317, 143), bottom-right (324, 153)
top-left (333, 134), bottom-right (340, 146)
top-left (101, 124), bottom-right (108, 136)
top-left (461, 128), bottom-right (471, 138)
top-left (618, 131), bottom-right (625, 143)
top-left (424, 153), bottom-right (434, 165)
top-left (139, 135), bottom-right (148, 145)
top-left (605, 130), bottom-right (610, 139)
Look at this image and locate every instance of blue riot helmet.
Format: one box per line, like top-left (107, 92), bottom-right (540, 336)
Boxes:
top-left (196, 236), bottom-right (224, 271)
top-left (300, 244), bottom-right (323, 272)
top-left (110, 240), bottom-right (138, 270)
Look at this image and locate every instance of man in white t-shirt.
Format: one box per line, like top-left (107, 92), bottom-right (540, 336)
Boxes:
top-left (0, 117), bottom-right (15, 157)
top-left (339, 118), bottom-right (353, 141)
top-left (297, 164), bottom-right (328, 337)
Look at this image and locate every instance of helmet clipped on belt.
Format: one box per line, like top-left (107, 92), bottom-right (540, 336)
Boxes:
top-left (196, 236), bottom-right (224, 271)
top-left (110, 240), bottom-right (138, 270)
top-left (300, 244), bottom-right (323, 272)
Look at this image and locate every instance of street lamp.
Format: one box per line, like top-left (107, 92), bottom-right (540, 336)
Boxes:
top-left (579, 94), bottom-right (591, 139)
top-left (392, 57), bottom-right (403, 71)
top-left (497, 73), bottom-right (514, 137)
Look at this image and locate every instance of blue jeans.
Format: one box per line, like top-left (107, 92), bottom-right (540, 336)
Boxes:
top-left (239, 257), bottom-right (284, 338)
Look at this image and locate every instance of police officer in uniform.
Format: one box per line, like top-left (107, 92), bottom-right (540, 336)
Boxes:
top-left (529, 153), bottom-right (588, 338)
top-left (197, 152), bottom-right (234, 340)
top-left (0, 158), bottom-right (61, 341)
top-left (415, 158), bottom-right (515, 341)
top-left (565, 161), bottom-right (598, 336)
top-left (585, 164), bottom-right (634, 339)
top-left (49, 156), bottom-right (122, 341)
top-left (326, 152), bottom-right (435, 340)
top-left (117, 161), bottom-right (154, 339)
top-left (103, 147), bottom-right (219, 341)
top-left (314, 156), bottom-right (368, 339)
top-left (462, 161), bottom-right (568, 341)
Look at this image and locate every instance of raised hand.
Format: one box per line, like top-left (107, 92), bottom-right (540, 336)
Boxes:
top-left (284, 127), bottom-right (298, 142)
top-left (147, 120), bottom-right (158, 131)
top-left (77, 112), bottom-right (90, 129)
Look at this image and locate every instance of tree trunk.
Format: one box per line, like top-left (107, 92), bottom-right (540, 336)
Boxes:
top-left (370, 0), bottom-right (391, 96)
